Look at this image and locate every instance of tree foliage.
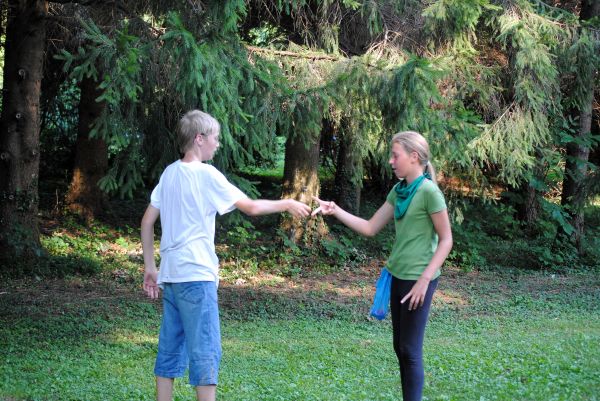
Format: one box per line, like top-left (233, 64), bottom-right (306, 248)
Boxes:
top-left (2, 0), bottom-right (598, 260)
top-left (49, 0), bottom-right (598, 204)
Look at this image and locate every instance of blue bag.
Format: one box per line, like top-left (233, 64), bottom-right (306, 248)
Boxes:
top-left (370, 267), bottom-right (392, 320)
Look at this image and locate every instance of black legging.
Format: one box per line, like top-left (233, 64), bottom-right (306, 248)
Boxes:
top-left (390, 277), bottom-right (438, 401)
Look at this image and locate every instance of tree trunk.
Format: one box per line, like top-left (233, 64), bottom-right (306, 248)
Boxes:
top-left (0, 0), bottom-right (47, 260)
top-left (65, 76), bottom-right (108, 221)
top-left (580, 0), bottom-right (600, 21)
top-left (280, 131), bottom-right (327, 245)
top-left (559, 0), bottom-right (599, 253)
top-left (560, 105), bottom-right (592, 251)
top-left (334, 128), bottom-right (362, 215)
top-left (515, 148), bottom-right (546, 230)
top-left (516, 180), bottom-right (539, 226)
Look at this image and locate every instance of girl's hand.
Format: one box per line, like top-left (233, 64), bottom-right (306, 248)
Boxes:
top-left (311, 196), bottom-right (336, 216)
top-left (401, 277), bottom-right (431, 311)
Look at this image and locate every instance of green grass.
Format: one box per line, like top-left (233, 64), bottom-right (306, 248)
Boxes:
top-left (1, 266), bottom-right (599, 401)
top-left (1, 200), bottom-right (599, 400)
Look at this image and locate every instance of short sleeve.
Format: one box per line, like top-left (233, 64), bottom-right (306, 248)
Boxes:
top-left (386, 183), bottom-right (399, 206)
top-left (424, 183), bottom-right (446, 214)
top-left (150, 176), bottom-right (162, 209)
top-left (206, 167), bottom-right (247, 215)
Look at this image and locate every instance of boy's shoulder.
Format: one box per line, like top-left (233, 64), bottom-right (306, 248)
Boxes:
top-left (199, 163), bottom-right (226, 181)
top-left (185, 162), bottom-right (230, 186)
top-left (166, 160), bottom-right (221, 174)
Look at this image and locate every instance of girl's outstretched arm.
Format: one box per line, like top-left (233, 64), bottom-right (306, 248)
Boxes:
top-left (312, 196), bottom-right (394, 237)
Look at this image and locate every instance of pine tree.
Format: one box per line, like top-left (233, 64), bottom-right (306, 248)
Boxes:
top-left (0, 0), bottom-right (47, 262)
top-left (560, 0), bottom-right (600, 252)
top-left (65, 75), bottom-right (108, 220)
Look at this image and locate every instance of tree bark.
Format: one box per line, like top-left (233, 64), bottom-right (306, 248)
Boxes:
top-left (515, 148), bottom-right (546, 229)
top-left (334, 127), bottom-right (362, 215)
top-left (65, 76), bottom-right (108, 221)
top-left (559, 0), bottom-right (599, 253)
top-left (580, 0), bottom-right (600, 20)
top-left (516, 180), bottom-right (539, 226)
top-left (280, 130), bottom-right (327, 245)
top-left (0, 0), bottom-right (47, 260)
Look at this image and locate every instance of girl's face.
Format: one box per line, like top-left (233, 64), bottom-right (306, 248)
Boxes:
top-left (389, 142), bottom-right (417, 179)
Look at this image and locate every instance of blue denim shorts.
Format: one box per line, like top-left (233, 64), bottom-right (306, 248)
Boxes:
top-left (154, 281), bottom-right (222, 386)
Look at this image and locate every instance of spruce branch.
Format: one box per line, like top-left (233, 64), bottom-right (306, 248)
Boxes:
top-left (246, 46), bottom-right (341, 61)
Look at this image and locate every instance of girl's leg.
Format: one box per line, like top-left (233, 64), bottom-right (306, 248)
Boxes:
top-left (390, 277), bottom-right (438, 401)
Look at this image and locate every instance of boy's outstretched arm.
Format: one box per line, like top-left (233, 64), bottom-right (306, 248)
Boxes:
top-left (141, 205), bottom-right (160, 299)
top-left (235, 198), bottom-right (311, 218)
top-left (311, 196), bottom-right (393, 237)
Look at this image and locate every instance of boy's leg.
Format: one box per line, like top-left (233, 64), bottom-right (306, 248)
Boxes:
top-left (173, 282), bottom-right (222, 393)
top-left (154, 283), bottom-right (188, 400)
top-left (196, 384), bottom-right (217, 401)
top-left (156, 377), bottom-right (174, 401)
top-left (155, 379), bottom-right (216, 401)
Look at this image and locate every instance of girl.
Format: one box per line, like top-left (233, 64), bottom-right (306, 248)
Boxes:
top-left (312, 131), bottom-right (452, 401)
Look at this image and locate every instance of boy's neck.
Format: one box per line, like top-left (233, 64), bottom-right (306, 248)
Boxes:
top-left (181, 149), bottom-right (204, 163)
top-left (181, 156), bottom-right (202, 163)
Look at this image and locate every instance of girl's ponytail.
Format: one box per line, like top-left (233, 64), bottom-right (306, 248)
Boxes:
top-left (425, 161), bottom-right (437, 185)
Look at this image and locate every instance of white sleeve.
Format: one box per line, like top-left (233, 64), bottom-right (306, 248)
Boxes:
top-left (207, 168), bottom-right (247, 215)
top-left (150, 176), bottom-right (163, 209)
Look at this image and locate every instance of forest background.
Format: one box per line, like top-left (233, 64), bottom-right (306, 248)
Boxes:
top-left (0, 1), bottom-right (599, 400)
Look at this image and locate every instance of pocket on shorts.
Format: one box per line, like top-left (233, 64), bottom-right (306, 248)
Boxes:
top-left (177, 281), bottom-right (217, 304)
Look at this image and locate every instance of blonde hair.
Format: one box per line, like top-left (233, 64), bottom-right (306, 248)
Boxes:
top-left (391, 131), bottom-right (437, 184)
top-left (177, 110), bottom-right (220, 153)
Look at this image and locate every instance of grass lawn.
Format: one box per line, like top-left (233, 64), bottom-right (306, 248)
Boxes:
top-left (1, 264), bottom-right (599, 401)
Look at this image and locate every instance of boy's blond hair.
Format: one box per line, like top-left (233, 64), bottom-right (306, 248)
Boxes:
top-left (177, 110), bottom-right (220, 153)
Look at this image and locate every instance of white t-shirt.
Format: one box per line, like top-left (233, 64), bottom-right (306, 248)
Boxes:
top-left (150, 160), bottom-right (247, 285)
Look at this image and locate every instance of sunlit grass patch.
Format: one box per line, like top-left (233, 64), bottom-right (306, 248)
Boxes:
top-left (2, 266), bottom-right (599, 400)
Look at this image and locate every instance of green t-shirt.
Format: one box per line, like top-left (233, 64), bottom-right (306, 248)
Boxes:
top-left (385, 179), bottom-right (447, 280)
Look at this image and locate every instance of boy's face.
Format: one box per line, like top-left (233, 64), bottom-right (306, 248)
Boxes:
top-left (200, 132), bottom-right (220, 161)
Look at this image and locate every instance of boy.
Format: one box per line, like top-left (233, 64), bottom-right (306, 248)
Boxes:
top-left (141, 110), bottom-right (311, 401)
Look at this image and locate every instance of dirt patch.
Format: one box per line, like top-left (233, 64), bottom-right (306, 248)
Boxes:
top-left (0, 263), bottom-right (471, 321)
top-left (2, 264), bottom-right (597, 322)
top-left (0, 276), bottom-right (149, 320)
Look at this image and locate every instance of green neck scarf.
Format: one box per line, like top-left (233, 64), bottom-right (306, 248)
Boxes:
top-left (394, 173), bottom-right (430, 220)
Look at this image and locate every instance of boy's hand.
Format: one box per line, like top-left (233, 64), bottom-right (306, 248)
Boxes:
top-left (311, 196), bottom-right (336, 216)
top-left (286, 199), bottom-right (311, 218)
top-left (143, 268), bottom-right (160, 299)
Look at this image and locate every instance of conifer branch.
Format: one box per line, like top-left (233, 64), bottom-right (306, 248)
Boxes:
top-left (246, 45), bottom-right (342, 61)
top-left (488, 101), bottom-right (516, 131)
top-left (528, 0), bottom-right (580, 22)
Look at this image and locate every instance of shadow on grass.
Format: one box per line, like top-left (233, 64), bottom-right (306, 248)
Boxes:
top-left (219, 284), bottom-right (372, 322)
top-left (1, 263), bottom-right (598, 350)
